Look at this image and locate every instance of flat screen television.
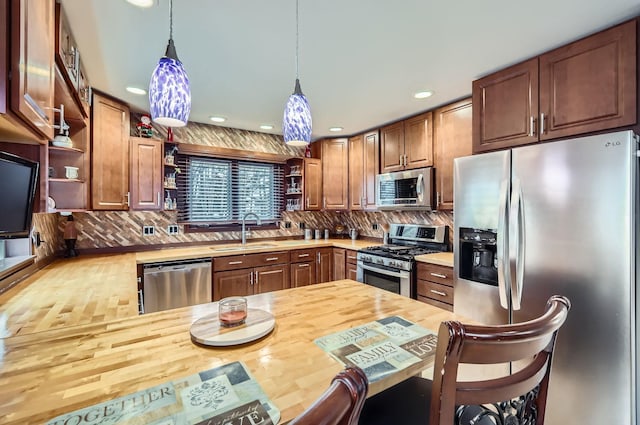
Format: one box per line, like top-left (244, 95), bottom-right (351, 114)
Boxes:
top-left (0, 151), bottom-right (39, 239)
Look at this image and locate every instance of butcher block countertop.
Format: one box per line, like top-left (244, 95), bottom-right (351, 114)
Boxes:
top-left (415, 252), bottom-right (454, 267)
top-left (0, 280), bottom-right (464, 425)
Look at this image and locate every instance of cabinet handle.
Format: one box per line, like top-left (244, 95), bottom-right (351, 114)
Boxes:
top-left (265, 257), bottom-right (279, 261)
top-left (125, 192), bottom-right (130, 206)
top-left (298, 253), bottom-right (310, 258)
top-left (529, 116), bottom-right (536, 137)
top-left (347, 256), bottom-right (357, 260)
top-left (250, 271), bottom-right (254, 285)
top-left (317, 252), bottom-right (320, 263)
top-left (323, 198), bottom-right (326, 209)
top-left (157, 192), bottom-right (161, 207)
top-left (430, 289), bottom-right (447, 297)
top-left (228, 261), bottom-right (243, 265)
top-left (299, 263), bottom-right (310, 267)
top-left (400, 154), bottom-right (403, 166)
top-left (540, 113), bottom-right (546, 135)
top-left (404, 155), bottom-right (408, 167)
top-left (436, 192), bottom-right (441, 206)
top-left (254, 271), bottom-right (258, 285)
top-left (430, 272), bottom-right (447, 279)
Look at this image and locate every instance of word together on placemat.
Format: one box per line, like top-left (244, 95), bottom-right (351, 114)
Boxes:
top-left (314, 316), bottom-right (438, 383)
top-left (47, 361), bottom-right (280, 425)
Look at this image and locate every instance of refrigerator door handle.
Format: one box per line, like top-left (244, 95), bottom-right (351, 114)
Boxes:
top-left (510, 178), bottom-right (525, 310)
top-left (497, 179), bottom-right (510, 309)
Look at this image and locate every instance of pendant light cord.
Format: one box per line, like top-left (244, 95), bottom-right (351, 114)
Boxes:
top-left (169, 0), bottom-right (174, 41)
top-left (295, 0), bottom-right (299, 80)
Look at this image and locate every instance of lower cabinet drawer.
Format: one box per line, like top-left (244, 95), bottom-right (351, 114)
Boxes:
top-left (417, 295), bottom-right (453, 312)
top-left (417, 279), bottom-right (454, 306)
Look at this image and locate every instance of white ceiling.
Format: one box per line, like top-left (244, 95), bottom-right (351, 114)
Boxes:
top-left (60, 0), bottom-right (640, 141)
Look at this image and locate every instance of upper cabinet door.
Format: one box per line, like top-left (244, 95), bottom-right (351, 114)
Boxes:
top-left (92, 92), bottom-right (130, 210)
top-left (321, 138), bottom-right (349, 210)
top-left (539, 19), bottom-right (636, 140)
top-left (472, 58), bottom-right (539, 153)
top-left (434, 98), bottom-right (472, 211)
top-left (348, 135), bottom-right (364, 210)
top-left (380, 121), bottom-right (404, 173)
top-left (404, 111), bottom-right (433, 169)
top-left (11, 0), bottom-right (55, 141)
top-left (304, 158), bottom-right (322, 211)
top-left (130, 137), bottom-right (162, 211)
top-left (362, 130), bottom-right (379, 211)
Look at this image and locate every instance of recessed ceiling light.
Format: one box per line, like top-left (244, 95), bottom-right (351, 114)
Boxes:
top-left (260, 124), bottom-right (274, 130)
top-left (126, 0), bottom-right (154, 8)
top-left (126, 86), bottom-right (147, 95)
top-left (414, 90), bottom-right (434, 99)
top-left (210, 116), bottom-right (226, 123)
top-left (329, 127), bottom-right (343, 132)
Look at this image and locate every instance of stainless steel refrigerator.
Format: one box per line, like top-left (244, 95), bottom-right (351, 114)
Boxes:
top-left (453, 130), bottom-right (637, 425)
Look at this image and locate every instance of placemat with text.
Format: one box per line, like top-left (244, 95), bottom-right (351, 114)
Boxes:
top-left (46, 361), bottom-right (280, 425)
top-left (314, 316), bottom-right (438, 383)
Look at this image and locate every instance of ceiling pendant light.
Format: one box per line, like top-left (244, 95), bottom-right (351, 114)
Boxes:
top-left (149, 0), bottom-right (191, 127)
top-left (282, 0), bottom-right (312, 146)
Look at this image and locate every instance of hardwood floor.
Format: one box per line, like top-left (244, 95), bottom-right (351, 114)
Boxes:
top-left (0, 253), bottom-right (139, 337)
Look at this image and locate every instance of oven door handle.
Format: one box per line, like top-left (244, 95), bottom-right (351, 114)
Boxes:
top-left (358, 262), bottom-right (410, 279)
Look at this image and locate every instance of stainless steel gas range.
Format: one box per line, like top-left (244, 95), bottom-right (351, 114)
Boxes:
top-left (356, 224), bottom-right (449, 298)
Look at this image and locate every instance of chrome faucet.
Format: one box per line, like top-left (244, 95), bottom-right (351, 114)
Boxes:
top-left (241, 212), bottom-right (261, 245)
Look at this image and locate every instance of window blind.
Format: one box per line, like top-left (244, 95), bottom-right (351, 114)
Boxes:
top-left (176, 154), bottom-right (284, 226)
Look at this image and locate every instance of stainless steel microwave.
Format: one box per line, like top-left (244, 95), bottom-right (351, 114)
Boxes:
top-left (375, 167), bottom-right (434, 210)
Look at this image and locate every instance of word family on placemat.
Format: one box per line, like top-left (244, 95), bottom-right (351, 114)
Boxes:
top-left (314, 316), bottom-right (438, 382)
top-left (47, 361), bottom-right (280, 425)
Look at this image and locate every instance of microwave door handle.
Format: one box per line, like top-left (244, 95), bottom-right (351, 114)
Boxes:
top-left (510, 179), bottom-right (525, 310)
top-left (416, 174), bottom-right (424, 196)
top-left (497, 179), bottom-right (510, 310)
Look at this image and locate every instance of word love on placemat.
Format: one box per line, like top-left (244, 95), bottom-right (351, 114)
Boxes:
top-left (314, 316), bottom-right (438, 383)
top-left (47, 361), bottom-right (280, 425)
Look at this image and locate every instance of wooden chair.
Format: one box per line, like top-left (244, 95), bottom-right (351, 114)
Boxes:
top-left (359, 295), bottom-right (571, 425)
top-left (290, 366), bottom-right (369, 425)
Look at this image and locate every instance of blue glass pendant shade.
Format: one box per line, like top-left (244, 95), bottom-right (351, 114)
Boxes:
top-left (149, 39), bottom-right (191, 127)
top-left (283, 79), bottom-right (312, 146)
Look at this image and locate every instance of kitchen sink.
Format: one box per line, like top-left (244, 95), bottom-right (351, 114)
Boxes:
top-left (210, 243), bottom-right (278, 252)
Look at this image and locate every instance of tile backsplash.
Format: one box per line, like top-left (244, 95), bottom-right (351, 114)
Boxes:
top-left (56, 209), bottom-right (453, 251)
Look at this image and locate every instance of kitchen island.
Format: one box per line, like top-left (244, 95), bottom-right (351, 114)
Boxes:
top-left (0, 279), bottom-right (463, 424)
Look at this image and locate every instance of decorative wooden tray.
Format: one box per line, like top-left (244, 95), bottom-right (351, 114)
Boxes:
top-left (190, 308), bottom-right (275, 346)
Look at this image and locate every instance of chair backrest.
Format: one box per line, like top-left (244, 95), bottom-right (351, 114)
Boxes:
top-left (430, 295), bottom-right (571, 425)
top-left (289, 366), bottom-right (368, 425)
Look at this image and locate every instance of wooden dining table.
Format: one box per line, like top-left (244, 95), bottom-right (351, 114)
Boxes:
top-left (0, 279), bottom-right (465, 424)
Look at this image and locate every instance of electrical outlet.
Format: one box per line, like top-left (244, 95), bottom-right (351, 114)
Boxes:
top-left (284, 221), bottom-right (292, 229)
top-left (167, 224), bottom-right (179, 235)
top-left (372, 223), bottom-right (379, 230)
top-left (142, 225), bottom-right (155, 236)
top-left (298, 222), bottom-right (305, 229)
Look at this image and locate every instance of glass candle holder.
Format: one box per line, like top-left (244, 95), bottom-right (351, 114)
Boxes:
top-left (218, 297), bottom-right (248, 327)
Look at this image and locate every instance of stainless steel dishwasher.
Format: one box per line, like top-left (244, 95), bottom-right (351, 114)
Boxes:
top-left (141, 258), bottom-right (212, 314)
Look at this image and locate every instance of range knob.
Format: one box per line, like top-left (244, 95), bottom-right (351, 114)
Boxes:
top-left (376, 258), bottom-right (383, 264)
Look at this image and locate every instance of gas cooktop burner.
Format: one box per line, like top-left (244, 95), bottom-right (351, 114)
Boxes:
top-left (360, 245), bottom-right (442, 260)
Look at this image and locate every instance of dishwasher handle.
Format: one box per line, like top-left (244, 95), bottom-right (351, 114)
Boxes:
top-left (143, 258), bottom-right (211, 273)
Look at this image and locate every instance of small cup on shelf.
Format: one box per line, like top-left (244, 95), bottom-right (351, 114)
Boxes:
top-left (218, 297), bottom-right (248, 327)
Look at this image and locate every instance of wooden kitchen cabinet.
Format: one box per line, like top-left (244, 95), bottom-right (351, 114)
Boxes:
top-left (380, 112), bottom-right (433, 173)
top-left (433, 98), bottom-right (472, 211)
top-left (416, 262), bottom-right (454, 312)
top-left (130, 137), bottom-right (163, 210)
top-left (346, 249), bottom-right (358, 281)
top-left (318, 138), bottom-right (348, 210)
top-left (290, 248), bottom-right (317, 287)
top-left (91, 91), bottom-right (130, 210)
top-left (317, 247), bottom-right (333, 283)
top-left (213, 251), bottom-right (290, 300)
top-left (473, 19), bottom-right (636, 153)
top-left (285, 157), bottom-right (321, 212)
top-left (348, 131), bottom-right (379, 211)
top-left (9, 0), bottom-right (55, 142)
top-left (333, 248), bottom-right (346, 280)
